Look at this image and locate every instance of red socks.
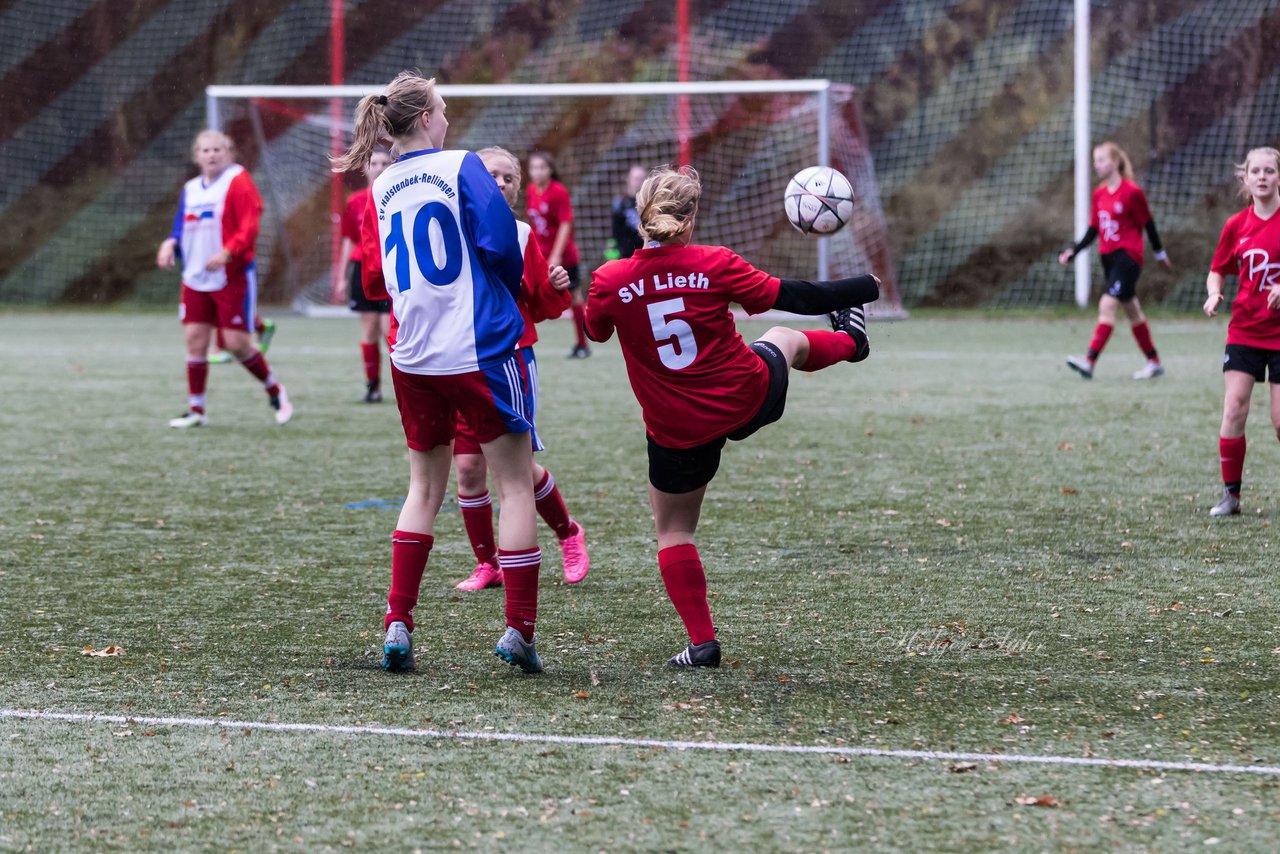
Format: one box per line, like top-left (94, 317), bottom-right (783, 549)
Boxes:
top-left (457, 491), bottom-right (497, 566)
top-left (500, 548), bottom-right (542, 641)
top-left (186, 358), bottom-right (208, 413)
top-left (571, 304), bottom-right (588, 348)
top-left (361, 342), bottom-right (381, 383)
top-left (385, 530), bottom-right (433, 631)
top-left (1220, 435), bottom-right (1246, 494)
top-left (1086, 322), bottom-right (1113, 362)
top-left (534, 470), bottom-right (573, 539)
top-left (658, 544), bottom-right (715, 645)
top-left (239, 351), bottom-right (280, 397)
top-left (1131, 321), bottom-right (1159, 362)
top-left (799, 330), bottom-right (856, 371)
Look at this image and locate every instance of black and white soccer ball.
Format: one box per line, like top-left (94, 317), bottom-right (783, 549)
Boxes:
top-left (784, 165), bottom-right (855, 236)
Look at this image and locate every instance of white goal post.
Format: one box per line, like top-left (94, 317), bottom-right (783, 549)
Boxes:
top-left (204, 79), bottom-right (902, 316)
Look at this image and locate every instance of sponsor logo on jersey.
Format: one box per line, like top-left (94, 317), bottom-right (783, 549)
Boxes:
top-left (184, 208), bottom-right (215, 223)
top-left (1098, 210), bottom-right (1120, 243)
top-left (1242, 248), bottom-right (1280, 291)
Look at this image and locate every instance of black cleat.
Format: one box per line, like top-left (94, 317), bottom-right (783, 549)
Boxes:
top-left (569, 344), bottom-right (591, 359)
top-left (364, 381), bottom-right (382, 403)
top-left (829, 306), bottom-right (870, 362)
top-left (668, 639), bottom-right (721, 668)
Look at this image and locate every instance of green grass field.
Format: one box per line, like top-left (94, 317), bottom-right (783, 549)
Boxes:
top-left (2, 310), bottom-right (1279, 851)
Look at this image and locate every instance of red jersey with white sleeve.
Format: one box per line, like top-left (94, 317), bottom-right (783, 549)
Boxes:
top-left (585, 244), bottom-right (781, 449)
top-left (526, 180), bottom-right (579, 267)
top-left (170, 164), bottom-right (262, 291)
top-left (340, 189), bottom-right (370, 263)
top-left (516, 220), bottom-right (570, 348)
top-left (1211, 205), bottom-right (1280, 350)
top-left (1090, 178), bottom-right (1152, 266)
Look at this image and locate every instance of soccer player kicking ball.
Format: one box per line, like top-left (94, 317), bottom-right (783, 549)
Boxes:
top-left (584, 165), bottom-right (878, 667)
top-left (452, 147), bottom-right (589, 592)
top-left (1203, 147), bottom-right (1280, 517)
top-left (1060, 141), bottom-right (1173, 380)
top-left (157, 130), bottom-right (292, 427)
top-left (334, 71), bottom-right (545, 674)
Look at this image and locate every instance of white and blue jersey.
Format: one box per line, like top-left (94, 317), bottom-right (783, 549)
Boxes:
top-left (371, 148), bottom-right (524, 376)
top-left (169, 164), bottom-right (261, 293)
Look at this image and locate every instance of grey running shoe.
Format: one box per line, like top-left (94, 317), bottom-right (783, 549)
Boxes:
top-left (1209, 490), bottom-right (1241, 517)
top-left (1132, 360), bottom-right (1165, 379)
top-left (668, 639), bottom-right (721, 668)
top-left (1066, 355), bottom-right (1094, 379)
top-left (383, 620), bottom-right (415, 671)
top-left (828, 306), bottom-right (870, 362)
top-left (494, 626), bottom-right (543, 674)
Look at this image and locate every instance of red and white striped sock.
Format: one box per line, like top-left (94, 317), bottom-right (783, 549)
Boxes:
top-left (533, 470), bottom-right (573, 539)
top-left (457, 491), bottom-right (497, 566)
top-left (499, 547), bottom-right (541, 641)
top-left (186, 358), bottom-right (208, 414)
top-left (239, 351), bottom-right (280, 397)
top-left (385, 530), bottom-right (433, 631)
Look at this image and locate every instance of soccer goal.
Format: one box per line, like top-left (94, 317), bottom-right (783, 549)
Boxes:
top-left (204, 80), bottom-right (904, 318)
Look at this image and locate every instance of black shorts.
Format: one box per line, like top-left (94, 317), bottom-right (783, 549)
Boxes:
top-left (349, 262), bottom-right (392, 313)
top-left (647, 341), bottom-right (790, 494)
top-left (564, 264), bottom-right (582, 293)
top-left (1223, 343), bottom-right (1280, 382)
top-left (1100, 251), bottom-right (1141, 303)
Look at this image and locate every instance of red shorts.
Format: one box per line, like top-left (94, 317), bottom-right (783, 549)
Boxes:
top-left (392, 353), bottom-right (538, 453)
top-left (453, 348), bottom-right (543, 456)
top-left (179, 268), bottom-right (256, 331)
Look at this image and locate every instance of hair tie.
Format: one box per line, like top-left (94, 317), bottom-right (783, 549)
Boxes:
top-left (376, 95), bottom-right (388, 106)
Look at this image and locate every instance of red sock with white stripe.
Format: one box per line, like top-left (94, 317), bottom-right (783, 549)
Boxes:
top-left (361, 342), bottom-right (380, 383)
top-left (186, 358), bottom-right (208, 414)
top-left (1086, 323), bottom-right (1113, 362)
top-left (1220, 435), bottom-right (1246, 495)
top-left (571, 304), bottom-right (588, 348)
top-left (533, 470), bottom-right (573, 539)
top-left (457, 491), bottom-right (497, 566)
top-left (1131, 321), bottom-right (1159, 362)
top-left (239, 351), bottom-right (280, 397)
top-left (499, 547), bottom-right (541, 641)
top-left (658, 544), bottom-right (715, 645)
top-left (385, 530), bottom-right (433, 631)
top-left (799, 330), bottom-right (856, 371)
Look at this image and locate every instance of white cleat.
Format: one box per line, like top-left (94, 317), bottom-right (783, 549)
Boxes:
top-left (168, 411), bottom-right (208, 429)
top-left (1065, 355), bottom-right (1093, 380)
top-left (1132, 360), bottom-right (1165, 380)
top-left (271, 386), bottom-right (293, 425)
top-left (1209, 490), bottom-right (1241, 517)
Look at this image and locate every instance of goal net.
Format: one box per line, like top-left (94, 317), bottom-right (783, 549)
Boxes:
top-left (204, 80), bottom-right (904, 318)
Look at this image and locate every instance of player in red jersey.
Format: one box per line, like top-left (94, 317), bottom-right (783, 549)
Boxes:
top-left (1059, 141), bottom-right (1173, 380)
top-left (334, 147), bottom-right (393, 402)
top-left (335, 71), bottom-right (544, 674)
top-left (453, 146), bottom-right (590, 591)
top-left (527, 151), bottom-right (589, 358)
top-left (584, 166), bottom-right (879, 667)
top-left (1202, 147), bottom-right (1280, 517)
top-left (157, 129), bottom-right (292, 428)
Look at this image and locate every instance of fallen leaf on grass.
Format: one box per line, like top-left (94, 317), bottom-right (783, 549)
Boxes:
top-left (81, 645), bottom-right (124, 657)
top-left (949, 762), bottom-right (978, 774)
top-left (1060, 487), bottom-right (1077, 495)
top-left (1014, 795), bottom-right (1060, 808)
top-left (1000, 713), bottom-right (1026, 725)
top-left (573, 691), bottom-right (589, 699)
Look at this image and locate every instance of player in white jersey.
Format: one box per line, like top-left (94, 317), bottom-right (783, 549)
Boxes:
top-left (156, 129), bottom-right (292, 428)
top-left (332, 70), bottom-right (545, 674)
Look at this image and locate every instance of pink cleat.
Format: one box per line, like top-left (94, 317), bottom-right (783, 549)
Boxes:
top-left (560, 520), bottom-right (590, 584)
top-left (455, 562), bottom-right (503, 591)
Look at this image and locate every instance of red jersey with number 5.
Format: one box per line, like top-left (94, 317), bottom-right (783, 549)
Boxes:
top-left (1090, 178), bottom-right (1152, 266)
top-left (1211, 205), bottom-right (1280, 349)
top-left (585, 244), bottom-right (781, 448)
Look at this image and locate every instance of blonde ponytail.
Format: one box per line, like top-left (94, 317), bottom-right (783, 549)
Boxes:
top-left (331, 70), bottom-right (439, 173)
top-left (636, 165), bottom-right (700, 243)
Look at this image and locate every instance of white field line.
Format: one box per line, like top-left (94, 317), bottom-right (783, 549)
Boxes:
top-left (3, 709), bottom-right (1278, 778)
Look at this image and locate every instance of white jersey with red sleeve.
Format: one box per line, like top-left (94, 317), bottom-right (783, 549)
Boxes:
top-left (1211, 205), bottom-right (1280, 350)
top-left (585, 243), bottom-right (781, 449)
top-left (170, 165), bottom-right (262, 292)
top-left (516, 220), bottom-right (570, 349)
top-left (366, 148), bottom-right (524, 375)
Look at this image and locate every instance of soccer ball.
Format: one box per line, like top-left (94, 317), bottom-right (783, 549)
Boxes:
top-left (784, 166), bottom-right (855, 235)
